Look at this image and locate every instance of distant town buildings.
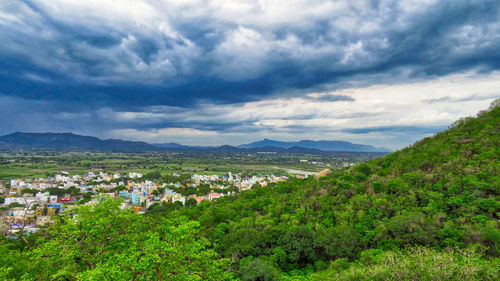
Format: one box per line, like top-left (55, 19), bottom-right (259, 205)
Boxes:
top-left (1, 170), bottom-right (299, 233)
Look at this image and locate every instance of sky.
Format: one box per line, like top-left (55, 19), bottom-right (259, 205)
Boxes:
top-left (0, 0), bottom-right (499, 149)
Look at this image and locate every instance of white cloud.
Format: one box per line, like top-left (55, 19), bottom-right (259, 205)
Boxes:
top-left (97, 71), bottom-right (499, 148)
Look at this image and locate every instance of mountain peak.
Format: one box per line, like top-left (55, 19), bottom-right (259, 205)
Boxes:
top-left (239, 139), bottom-right (390, 152)
top-left (0, 132), bottom-right (156, 151)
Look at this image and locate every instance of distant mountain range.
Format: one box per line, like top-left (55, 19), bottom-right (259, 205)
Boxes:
top-left (153, 139), bottom-right (389, 153)
top-left (152, 142), bottom-right (209, 150)
top-left (237, 138), bottom-right (390, 152)
top-left (0, 132), bottom-right (391, 153)
top-left (0, 132), bottom-right (156, 151)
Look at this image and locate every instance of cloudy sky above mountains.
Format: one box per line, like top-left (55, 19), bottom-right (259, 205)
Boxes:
top-left (0, 0), bottom-right (499, 149)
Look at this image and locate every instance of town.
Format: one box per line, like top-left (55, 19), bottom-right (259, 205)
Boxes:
top-left (0, 170), bottom-right (294, 235)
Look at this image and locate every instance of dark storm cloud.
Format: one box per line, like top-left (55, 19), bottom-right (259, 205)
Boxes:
top-left (0, 0), bottom-right (499, 147)
top-left (1, 0), bottom-right (499, 109)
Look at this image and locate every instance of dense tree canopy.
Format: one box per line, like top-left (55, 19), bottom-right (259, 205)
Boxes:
top-left (167, 104), bottom-right (499, 279)
top-left (1, 199), bottom-right (233, 280)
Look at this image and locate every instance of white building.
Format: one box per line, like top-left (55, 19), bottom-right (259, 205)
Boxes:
top-left (129, 172), bottom-right (143, 179)
top-left (4, 197), bottom-right (37, 206)
top-left (172, 194), bottom-right (186, 205)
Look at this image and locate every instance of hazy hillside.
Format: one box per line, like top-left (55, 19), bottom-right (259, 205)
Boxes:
top-left (169, 103), bottom-right (499, 279)
top-left (0, 133), bottom-right (387, 154)
top-left (0, 132), bottom-right (157, 151)
top-left (238, 138), bottom-right (391, 152)
top-left (152, 139), bottom-right (390, 153)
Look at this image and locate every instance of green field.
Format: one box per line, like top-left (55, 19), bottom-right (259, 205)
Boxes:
top-left (0, 150), bottom-right (385, 181)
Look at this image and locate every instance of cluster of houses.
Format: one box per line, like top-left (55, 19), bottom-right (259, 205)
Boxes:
top-left (191, 172), bottom-right (287, 190)
top-left (0, 170), bottom-right (290, 234)
top-left (7, 171), bottom-right (143, 193)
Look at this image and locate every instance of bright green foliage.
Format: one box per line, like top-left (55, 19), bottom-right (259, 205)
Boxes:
top-left (0, 238), bottom-right (30, 281)
top-left (303, 246), bottom-right (499, 281)
top-left (170, 105), bottom-right (499, 278)
top-left (1, 198), bottom-right (233, 280)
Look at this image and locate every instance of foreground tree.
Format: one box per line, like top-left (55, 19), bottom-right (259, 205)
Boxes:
top-left (9, 198), bottom-right (233, 280)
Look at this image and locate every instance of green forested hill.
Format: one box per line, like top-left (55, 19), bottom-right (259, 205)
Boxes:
top-left (1, 103), bottom-right (499, 280)
top-left (171, 104), bottom-right (499, 280)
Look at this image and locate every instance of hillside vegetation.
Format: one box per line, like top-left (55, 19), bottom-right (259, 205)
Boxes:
top-left (1, 102), bottom-right (499, 280)
top-left (171, 103), bottom-right (499, 279)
